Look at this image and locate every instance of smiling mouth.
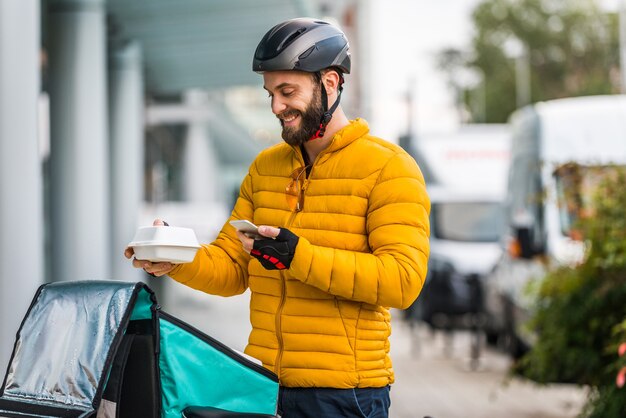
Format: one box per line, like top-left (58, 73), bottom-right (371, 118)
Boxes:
top-left (280, 112), bottom-right (300, 126)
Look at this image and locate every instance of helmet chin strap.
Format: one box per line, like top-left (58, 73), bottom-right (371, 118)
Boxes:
top-left (308, 74), bottom-right (343, 141)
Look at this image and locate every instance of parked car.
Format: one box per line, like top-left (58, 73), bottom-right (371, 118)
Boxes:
top-left (483, 95), bottom-right (626, 358)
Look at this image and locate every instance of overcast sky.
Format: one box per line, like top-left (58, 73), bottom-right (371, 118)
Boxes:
top-left (364, 0), bottom-right (482, 142)
top-left (364, 0), bottom-right (623, 143)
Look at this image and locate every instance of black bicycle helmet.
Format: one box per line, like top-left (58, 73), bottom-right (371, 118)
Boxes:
top-left (253, 18), bottom-right (351, 74)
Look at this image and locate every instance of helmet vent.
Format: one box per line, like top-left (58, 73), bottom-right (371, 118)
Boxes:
top-left (278, 28), bottom-right (307, 52)
top-left (298, 46), bottom-right (316, 60)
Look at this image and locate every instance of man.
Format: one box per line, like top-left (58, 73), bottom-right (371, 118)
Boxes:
top-left (126, 18), bottom-right (430, 418)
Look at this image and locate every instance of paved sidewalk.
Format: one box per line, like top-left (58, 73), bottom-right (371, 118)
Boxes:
top-left (164, 283), bottom-right (587, 418)
top-left (389, 318), bottom-right (586, 418)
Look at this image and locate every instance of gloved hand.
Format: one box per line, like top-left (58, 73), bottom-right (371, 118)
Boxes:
top-left (250, 228), bottom-right (299, 270)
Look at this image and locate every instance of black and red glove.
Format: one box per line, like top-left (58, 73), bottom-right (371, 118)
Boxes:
top-left (250, 228), bottom-right (299, 270)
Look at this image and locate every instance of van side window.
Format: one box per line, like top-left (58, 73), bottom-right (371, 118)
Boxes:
top-left (507, 154), bottom-right (544, 250)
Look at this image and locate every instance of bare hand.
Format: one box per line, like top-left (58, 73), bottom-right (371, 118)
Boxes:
top-left (236, 225), bottom-right (280, 254)
top-left (124, 218), bottom-right (174, 276)
top-left (131, 258), bottom-right (174, 277)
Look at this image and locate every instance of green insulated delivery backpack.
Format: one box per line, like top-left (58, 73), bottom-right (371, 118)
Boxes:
top-left (0, 281), bottom-right (279, 418)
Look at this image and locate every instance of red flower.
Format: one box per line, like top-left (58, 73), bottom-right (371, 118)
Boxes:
top-left (617, 367), bottom-right (626, 388)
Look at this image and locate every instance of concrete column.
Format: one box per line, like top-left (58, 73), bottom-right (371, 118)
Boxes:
top-left (182, 90), bottom-right (220, 203)
top-left (0, 0), bottom-right (43, 369)
top-left (48, 0), bottom-right (110, 281)
top-left (109, 41), bottom-right (144, 281)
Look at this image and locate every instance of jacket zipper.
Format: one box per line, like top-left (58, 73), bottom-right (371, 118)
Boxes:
top-left (274, 182), bottom-right (302, 376)
top-left (274, 151), bottom-right (313, 377)
top-left (274, 270), bottom-right (287, 376)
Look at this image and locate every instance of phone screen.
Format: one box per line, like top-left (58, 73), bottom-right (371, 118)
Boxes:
top-left (229, 220), bottom-right (262, 238)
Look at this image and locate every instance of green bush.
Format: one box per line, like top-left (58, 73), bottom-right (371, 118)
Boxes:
top-left (514, 166), bottom-right (626, 417)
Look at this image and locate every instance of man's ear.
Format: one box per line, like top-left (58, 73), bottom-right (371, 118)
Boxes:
top-left (321, 69), bottom-right (341, 95)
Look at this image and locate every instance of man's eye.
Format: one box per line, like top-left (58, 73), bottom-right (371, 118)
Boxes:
top-left (282, 90), bottom-right (294, 97)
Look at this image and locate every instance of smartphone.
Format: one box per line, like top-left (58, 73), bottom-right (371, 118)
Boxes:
top-left (229, 220), bottom-right (262, 239)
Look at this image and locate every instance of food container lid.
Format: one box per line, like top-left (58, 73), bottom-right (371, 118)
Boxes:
top-left (128, 226), bottom-right (200, 249)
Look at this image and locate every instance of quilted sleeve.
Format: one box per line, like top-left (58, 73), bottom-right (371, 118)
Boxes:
top-left (167, 171), bottom-right (255, 296)
top-left (289, 153), bottom-right (430, 309)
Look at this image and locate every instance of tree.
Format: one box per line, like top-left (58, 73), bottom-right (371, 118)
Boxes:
top-left (440, 0), bottom-right (621, 123)
top-left (515, 166), bottom-right (626, 417)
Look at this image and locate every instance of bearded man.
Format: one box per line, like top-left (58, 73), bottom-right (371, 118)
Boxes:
top-left (127, 18), bottom-right (430, 418)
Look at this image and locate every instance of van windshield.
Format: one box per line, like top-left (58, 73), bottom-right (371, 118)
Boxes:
top-left (554, 164), bottom-right (623, 238)
top-left (432, 202), bottom-right (503, 242)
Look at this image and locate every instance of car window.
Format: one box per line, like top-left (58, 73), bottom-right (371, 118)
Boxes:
top-left (432, 202), bottom-right (504, 242)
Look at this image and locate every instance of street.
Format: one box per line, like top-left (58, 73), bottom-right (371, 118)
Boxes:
top-left (389, 321), bottom-right (585, 418)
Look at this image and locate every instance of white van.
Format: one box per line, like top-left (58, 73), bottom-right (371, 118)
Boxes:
top-left (484, 95), bottom-right (626, 357)
top-left (407, 125), bottom-right (510, 330)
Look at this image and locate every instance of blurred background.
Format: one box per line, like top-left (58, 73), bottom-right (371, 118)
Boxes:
top-left (2, 0), bottom-right (626, 416)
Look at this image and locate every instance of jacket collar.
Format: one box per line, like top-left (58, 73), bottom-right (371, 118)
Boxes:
top-left (291, 118), bottom-right (369, 164)
top-left (324, 118), bottom-right (369, 154)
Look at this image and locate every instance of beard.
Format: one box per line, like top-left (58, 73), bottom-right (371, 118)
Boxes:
top-left (279, 83), bottom-right (324, 146)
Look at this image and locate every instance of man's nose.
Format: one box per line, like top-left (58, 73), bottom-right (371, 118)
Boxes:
top-left (271, 96), bottom-right (287, 115)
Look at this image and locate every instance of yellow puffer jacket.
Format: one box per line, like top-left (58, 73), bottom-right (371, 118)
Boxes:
top-left (169, 118), bottom-right (430, 388)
